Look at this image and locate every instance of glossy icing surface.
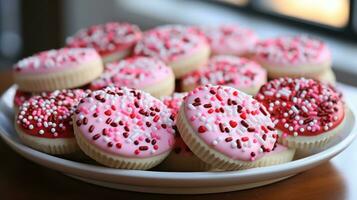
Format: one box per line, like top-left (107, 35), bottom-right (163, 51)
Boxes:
top-left (90, 56), bottom-right (173, 90)
top-left (74, 86), bottom-right (175, 158)
top-left (253, 35), bottom-right (331, 66)
top-left (201, 24), bottom-right (258, 55)
top-left (66, 22), bottom-right (142, 56)
top-left (183, 85), bottom-right (278, 161)
top-left (13, 48), bottom-right (100, 74)
top-left (134, 25), bottom-right (208, 63)
top-left (182, 55), bottom-right (267, 90)
top-left (255, 78), bottom-right (344, 136)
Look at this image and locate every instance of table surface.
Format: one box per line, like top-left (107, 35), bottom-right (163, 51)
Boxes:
top-left (1, 70), bottom-right (357, 200)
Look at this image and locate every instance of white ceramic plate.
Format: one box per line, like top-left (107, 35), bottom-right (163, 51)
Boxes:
top-left (0, 85), bottom-right (356, 194)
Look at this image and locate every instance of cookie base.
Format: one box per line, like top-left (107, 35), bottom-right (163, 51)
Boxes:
top-left (102, 49), bottom-right (131, 64)
top-left (74, 124), bottom-right (170, 170)
top-left (169, 45), bottom-right (210, 78)
top-left (263, 61), bottom-right (331, 79)
top-left (15, 124), bottom-right (79, 155)
top-left (14, 59), bottom-right (103, 92)
top-left (141, 73), bottom-right (175, 98)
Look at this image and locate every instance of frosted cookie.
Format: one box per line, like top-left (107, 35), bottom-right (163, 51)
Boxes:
top-left (66, 22), bottom-right (142, 63)
top-left (134, 25), bottom-right (210, 78)
top-left (176, 85), bottom-right (278, 170)
top-left (252, 35), bottom-right (332, 79)
top-left (90, 56), bottom-right (174, 98)
top-left (73, 86), bottom-right (175, 169)
top-left (159, 93), bottom-right (211, 171)
top-left (13, 48), bottom-right (103, 92)
top-left (15, 89), bottom-right (86, 154)
top-left (181, 55), bottom-right (267, 95)
top-left (255, 78), bottom-right (345, 150)
top-left (14, 90), bottom-right (33, 109)
top-left (201, 24), bottom-right (258, 56)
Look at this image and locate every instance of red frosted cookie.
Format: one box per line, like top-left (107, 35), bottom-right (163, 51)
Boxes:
top-left (255, 77), bottom-right (345, 150)
top-left (252, 35), bottom-right (333, 82)
top-left (159, 93), bottom-right (211, 171)
top-left (13, 48), bottom-right (103, 92)
top-left (134, 25), bottom-right (210, 78)
top-left (73, 86), bottom-right (175, 169)
top-left (14, 90), bottom-right (33, 109)
top-left (181, 55), bottom-right (267, 95)
top-left (201, 24), bottom-right (258, 56)
top-left (66, 22), bottom-right (142, 63)
top-left (15, 89), bottom-right (87, 154)
top-left (176, 84), bottom-right (279, 170)
top-left (90, 56), bottom-right (174, 98)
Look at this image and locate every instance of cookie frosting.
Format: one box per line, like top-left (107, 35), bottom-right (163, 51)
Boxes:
top-left (90, 56), bottom-right (173, 90)
top-left (255, 78), bottom-right (344, 136)
top-left (16, 89), bottom-right (87, 138)
top-left (182, 55), bottom-right (266, 90)
top-left (74, 86), bottom-right (175, 158)
top-left (162, 92), bottom-right (193, 156)
top-left (201, 24), bottom-right (258, 55)
top-left (253, 35), bottom-right (331, 66)
top-left (66, 22), bottom-right (142, 56)
top-left (14, 90), bottom-right (33, 107)
top-left (134, 25), bottom-right (208, 63)
top-left (183, 85), bottom-right (277, 161)
top-left (13, 48), bottom-right (100, 74)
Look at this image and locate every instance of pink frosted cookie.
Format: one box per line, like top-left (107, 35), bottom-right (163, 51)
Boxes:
top-left (134, 25), bottom-right (210, 78)
top-left (66, 22), bottom-right (142, 63)
top-left (182, 55), bottom-right (267, 95)
top-left (252, 35), bottom-right (332, 81)
top-left (73, 86), bottom-right (175, 169)
top-left (201, 24), bottom-right (258, 56)
top-left (159, 93), bottom-right (211, 171)
top-left (90, 56), bottom-right (175, 98)
top-left (176, 84), bottom-right (278, 170)
top-left (15, 89), bottom-right (87, 154)
top-left (13, 48), bottom-right (103, 92)
top-left (255, 77), bottom-right (345, 151)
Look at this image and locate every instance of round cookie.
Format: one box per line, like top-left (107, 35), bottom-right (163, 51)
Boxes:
top-left (159, 93), bottom-right (211, 171)
top-left (90, 56), bottom-right (175, 98)
top-left (252, 35), bottom-right (332, 79)
top-left (181, 55), bottom-right (267, 95)
top-left (66, 22), bottom-right (142, 63)
top-left (15, 89), bottom-right (87, 154)
top-left (134, 25), bottom-right (210, 78)
top-left (13, 48), bottom-right (103, 92)
top-left (73, 86), bottom-right (175, 169)
top-left (201, 24), bottom-right (258, 56)
top-left (255, 77), bottom-right (345, 151)
top-left (176, 84), bottom-right (278, 170)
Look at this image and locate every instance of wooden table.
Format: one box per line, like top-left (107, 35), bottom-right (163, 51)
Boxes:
top-left (1, 70), bottom-right (357, 200)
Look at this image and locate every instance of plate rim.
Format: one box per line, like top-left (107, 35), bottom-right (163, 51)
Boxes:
top-left (0, 85), bottom-right (356, 188)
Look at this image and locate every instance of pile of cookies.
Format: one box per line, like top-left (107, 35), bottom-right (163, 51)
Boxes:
top-left (12, 22), bottom-right (346, 171)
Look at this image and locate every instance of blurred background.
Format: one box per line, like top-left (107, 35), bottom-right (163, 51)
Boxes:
top-left (0, 0), bottom-right (356, 85)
